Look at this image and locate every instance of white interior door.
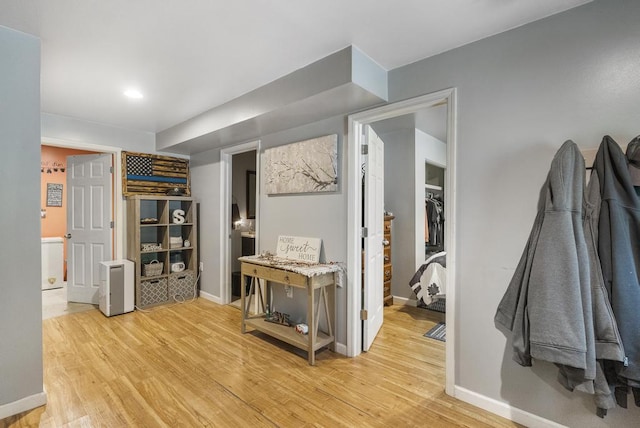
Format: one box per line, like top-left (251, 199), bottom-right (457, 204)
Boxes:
top-left (66, 154), bottom-right (113, 304)
top-left (363, 126), bottom-right (385, 351)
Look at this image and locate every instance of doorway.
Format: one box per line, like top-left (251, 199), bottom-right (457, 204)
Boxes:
top-left (229, 150), bottom-right (257, 307)
top-left (347, 88), bottom-right (457, 395)
top-left (41, 146), bottom-right (101, 317)
top-left (40, 139), bottom-right (123, 317)
top-left (41, 146), bottom-right (96, 288)
top-left (220, 140), bottom-right (260, 305)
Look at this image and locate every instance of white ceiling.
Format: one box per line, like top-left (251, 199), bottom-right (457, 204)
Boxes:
top-left (0, 0), bottom-right (591, 135)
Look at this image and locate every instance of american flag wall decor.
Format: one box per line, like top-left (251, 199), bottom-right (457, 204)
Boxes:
top-left (122, 151), bottom-right (190, 196)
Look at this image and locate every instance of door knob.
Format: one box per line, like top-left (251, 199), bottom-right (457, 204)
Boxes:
top-left (64, 233), bottom-right (72, 239)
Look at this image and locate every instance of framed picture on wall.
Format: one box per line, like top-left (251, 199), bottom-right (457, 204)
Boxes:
top-left (46, 183), bottom-right (63, 207)
top-left (263, 134), bottom-right (338, 194)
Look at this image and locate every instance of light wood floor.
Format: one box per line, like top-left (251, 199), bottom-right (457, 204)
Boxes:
top-left (42, 284), bottom-right (96, 320)
top-left (2, 300), bottom-right (519, 427)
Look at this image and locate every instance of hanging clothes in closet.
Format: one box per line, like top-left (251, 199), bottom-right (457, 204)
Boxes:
top-left (425, 193), bottom-right (443, 249)
top-left (495, 140), bottom-right (625, 414)
top-left (589, 135), bottom-right (640, 412)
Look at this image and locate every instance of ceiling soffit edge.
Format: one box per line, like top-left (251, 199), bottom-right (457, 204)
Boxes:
top-left (157, 45), bottom-right (388, 155)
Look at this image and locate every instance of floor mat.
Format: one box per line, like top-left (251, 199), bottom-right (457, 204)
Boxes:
top-left (424, 322), bottom-right (446, 342)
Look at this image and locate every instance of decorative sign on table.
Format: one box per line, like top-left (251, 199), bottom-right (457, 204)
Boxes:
top-left (46, 183), bottom-right (63, 207)
top-left (276, 235), bottom-right (321, 264)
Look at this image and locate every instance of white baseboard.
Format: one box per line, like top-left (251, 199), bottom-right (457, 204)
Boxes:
top-left (199, 290), bottom-right (223, 305)
top-left (0, 390), bottom-right (47, 420)
top-left (334, 342), bottom-right (347, 356)
top-left (454, 386), bottom-right (566, 428)
top-left (391, 295), bottom-right (418, 306)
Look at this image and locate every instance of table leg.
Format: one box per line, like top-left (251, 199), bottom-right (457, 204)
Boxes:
top-left (321, 286), bottom-right (332, 338)
top-left (308, 280), bottom-right (315, 365)
top-left (257, 279), bottom-right (265, 314)
top-left (240, 272), bottom-right (247, 333)
top-left (245, 276), bottom-right (255, 314)
top-left (328, 281), bottom-right (336, 351)
top-left (314, 289), bottom-right (322, 335)
top-left (242, 275), bottom-right (257, 333)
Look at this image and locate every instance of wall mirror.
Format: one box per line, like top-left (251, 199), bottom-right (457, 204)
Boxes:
top-left (246, 170), bottom-right (256, 219)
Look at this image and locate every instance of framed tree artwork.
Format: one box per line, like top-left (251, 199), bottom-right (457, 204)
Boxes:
top-left (264, 134), bottom-right (338, 195)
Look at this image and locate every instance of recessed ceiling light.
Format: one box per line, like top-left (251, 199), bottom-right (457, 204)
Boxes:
top-left (124, 89), bottom-right (143, 99)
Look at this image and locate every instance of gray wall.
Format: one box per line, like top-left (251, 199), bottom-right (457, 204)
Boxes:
top-left (191, 115), bottom-right (348, 343)
top-left (257, 117), bottom-right (346, 332)
top-left (189, 151), bottom-right (222, 300)
top-left (390, 0), bottom-right (640, 425)
top-left (0, 26), bottom-right (43, 409)
top-left (380, 129), bottom-right (416, 300)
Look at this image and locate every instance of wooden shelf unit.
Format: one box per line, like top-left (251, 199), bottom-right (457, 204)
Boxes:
top-left (243, 318), bottom-right (334, 352)
top-left (361, 214), bottom-right (395, 305)
top-left (383, 214), bottom-right (395, 306)
top-left (126, 195), bottom-right (198, 308)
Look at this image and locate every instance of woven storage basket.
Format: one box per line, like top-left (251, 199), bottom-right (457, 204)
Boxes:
top-left (143, 260), bottom-right (163, 277)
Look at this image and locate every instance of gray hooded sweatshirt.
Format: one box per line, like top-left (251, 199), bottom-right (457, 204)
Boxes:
top-left (495, 140), bottom-right (624, 410)
top-left (591, 136), bottom-right (640, 403)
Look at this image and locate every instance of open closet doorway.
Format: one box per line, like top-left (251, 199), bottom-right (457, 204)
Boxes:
top-left (347, 88), bottom-right (457, 395)
top-left (220, 141), bottom-right (260, 305)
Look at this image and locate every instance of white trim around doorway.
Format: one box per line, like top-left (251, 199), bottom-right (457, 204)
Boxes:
top-left (219, 140), bottom-right (260, 304)
top-left (346, 88), bottom-right (457, 396)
